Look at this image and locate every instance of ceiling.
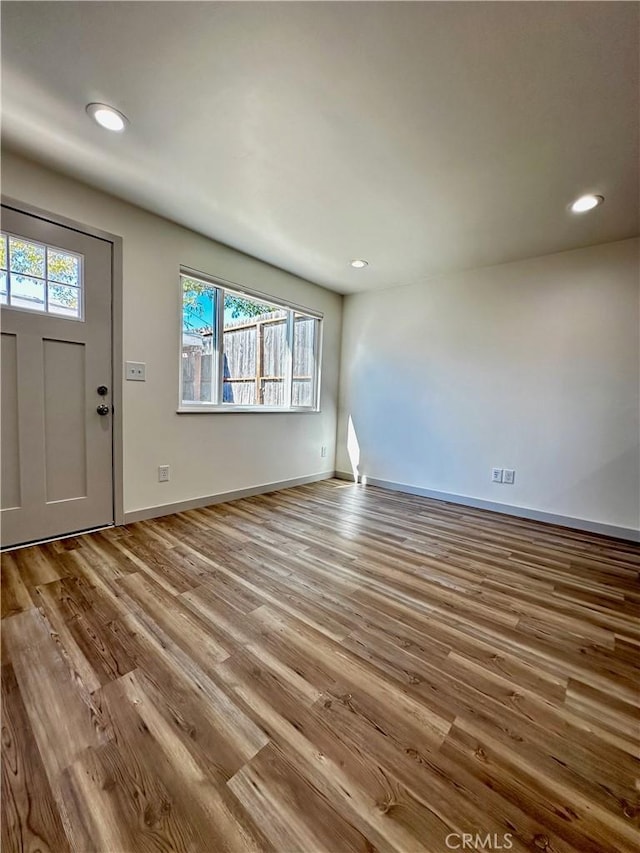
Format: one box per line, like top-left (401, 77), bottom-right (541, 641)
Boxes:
top-left (2, 2), bottom-right (638, 294)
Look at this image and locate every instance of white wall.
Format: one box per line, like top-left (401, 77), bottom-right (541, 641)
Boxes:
top-left (4, 151), bottom-right (638, 534)
top-left (2, 151), bottom-right (342, 515)
top-left (337, 238), bottom-right (640, 534)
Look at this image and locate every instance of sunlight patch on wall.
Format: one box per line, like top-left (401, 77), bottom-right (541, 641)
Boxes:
top-left (347, 415), bottom-right (360, 482)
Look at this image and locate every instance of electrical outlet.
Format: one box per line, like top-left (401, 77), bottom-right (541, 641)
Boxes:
top-left (320, 445), bottom-right (327, 458)
top-left (158, 465), bottom-right (170, 483)
top-left (491, 467), bottom-right (503, 483)
top-left (503, 468), bottom-right (515, 484)
top-left (126, 361), bottom-right (146, 381)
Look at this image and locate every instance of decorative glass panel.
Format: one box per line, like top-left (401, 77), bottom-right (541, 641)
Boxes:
top-left (49, 284), bottom-right (81, 318)
top-left (10, 275), bottom-right (45, 312)
top-left (47, 248), bottom-right (80, 286)
top-left (9, 236), bottom-right (46, 277)
top-left (1, 231), bottom-right (84, 320)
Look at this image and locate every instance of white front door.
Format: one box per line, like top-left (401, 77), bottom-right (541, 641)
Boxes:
top-left (1, 205), bottom-right (113, 548)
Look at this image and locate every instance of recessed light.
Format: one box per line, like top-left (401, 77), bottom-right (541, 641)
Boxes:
top-left (86, 103), bottom-right (128, 132)
top-left (350, 259), bottom-right (368, 268)
top-left (570, 194), bottom-right (604, 214)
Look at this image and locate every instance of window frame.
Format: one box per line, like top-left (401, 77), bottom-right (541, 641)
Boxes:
top-left (178, 267), bottom-right (323, 414)
top-left (0, 230), bottom-right (84, 321)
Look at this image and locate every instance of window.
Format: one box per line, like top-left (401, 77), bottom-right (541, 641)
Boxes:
top-left (180, 271), bottom-right (322, 411)
top-left (0, 232), bottom-right (83, 319)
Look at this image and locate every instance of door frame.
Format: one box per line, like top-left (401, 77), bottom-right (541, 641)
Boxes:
top-left (1, 195), bottom-right (125, 528)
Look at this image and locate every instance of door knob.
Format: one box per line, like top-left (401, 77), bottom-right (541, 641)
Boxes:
top-left (96, 404), bottom-right (110, 416)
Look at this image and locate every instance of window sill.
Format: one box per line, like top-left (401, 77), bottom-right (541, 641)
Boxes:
top-left (177, 405), bottom-right (321, 414)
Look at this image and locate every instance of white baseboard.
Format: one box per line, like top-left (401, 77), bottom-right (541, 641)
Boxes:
top-left (334, 471), bottom-right (639, 542)
top-left (124, 471), bottom-right (334, 524)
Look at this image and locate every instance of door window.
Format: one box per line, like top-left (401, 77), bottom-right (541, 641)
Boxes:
top-left (0, 232), bottom-right (83, 319)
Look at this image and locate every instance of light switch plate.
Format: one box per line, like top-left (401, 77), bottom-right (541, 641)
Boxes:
top-left (126, 361), bottom-right (146, 381)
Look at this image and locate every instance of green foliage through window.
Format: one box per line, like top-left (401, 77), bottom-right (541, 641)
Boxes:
top-left (1, 232), bottom-right (82, 317)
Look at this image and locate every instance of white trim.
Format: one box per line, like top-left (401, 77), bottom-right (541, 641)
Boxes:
top-left (311, 314), bottom-right (322, 411)
top-left (215, 285), bottom-right (224, 404)
top-left (123, 471), bottom-right (334, 523)
top-left (284, 309), bottom-right (294, 409)
top-left (177, 405), bottom-right (321, 414)
top-left (334, 471), bottom-right (640, 542)
top-left (0, 523), bottom-right (114, 553)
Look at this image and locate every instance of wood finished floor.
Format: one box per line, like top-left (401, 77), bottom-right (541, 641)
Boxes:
top-left (1, 480), bottom-right (639, 853)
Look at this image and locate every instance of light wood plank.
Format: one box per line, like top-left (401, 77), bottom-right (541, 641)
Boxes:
top-left (1, 479), bottom-right (638, 853)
